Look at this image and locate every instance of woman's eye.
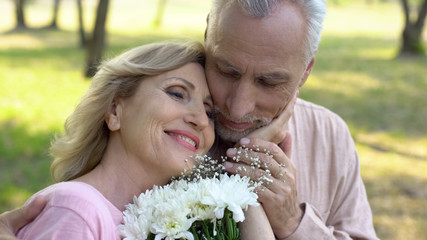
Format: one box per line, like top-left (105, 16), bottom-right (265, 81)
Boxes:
top-left (167, 91), bottom-right (184, 99)
top-left (166, 87), bottom-right (186, 99)
top-left (206, 111), bottom-right (214, 120)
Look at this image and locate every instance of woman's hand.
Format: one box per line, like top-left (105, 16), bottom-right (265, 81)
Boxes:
top-left (0, 195), bottom-right (47, 239)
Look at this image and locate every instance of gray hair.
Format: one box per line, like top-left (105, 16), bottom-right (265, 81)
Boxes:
top-left (50, 41), bottom-right (206, 182)
top-left (208, 0), bottom-right (327, 66)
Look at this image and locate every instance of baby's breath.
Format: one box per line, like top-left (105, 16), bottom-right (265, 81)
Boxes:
top-left (228, 146), bottom-right (275, 189)
top-left (172, 155), bottom-right (226, 182)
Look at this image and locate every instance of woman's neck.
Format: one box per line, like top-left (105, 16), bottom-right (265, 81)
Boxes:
top-left (74, 154), bottom-right (169, 211)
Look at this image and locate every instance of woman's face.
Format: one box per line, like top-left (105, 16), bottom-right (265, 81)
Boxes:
top-left (111, 63), bottom-right (215, 179)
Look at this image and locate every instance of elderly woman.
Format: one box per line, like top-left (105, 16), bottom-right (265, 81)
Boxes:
top-left (12, 41), bottom-right (274, 240)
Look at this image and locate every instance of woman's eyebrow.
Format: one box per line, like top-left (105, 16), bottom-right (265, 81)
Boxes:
top-left (166, 77), bottom-right (195, 90)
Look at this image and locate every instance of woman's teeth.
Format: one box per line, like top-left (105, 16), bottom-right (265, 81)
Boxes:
top-left (169, 133), bottom-right (196, 147)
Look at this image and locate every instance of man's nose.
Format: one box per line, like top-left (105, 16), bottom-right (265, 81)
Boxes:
top-left (226, 80), bottom-right (256, 120)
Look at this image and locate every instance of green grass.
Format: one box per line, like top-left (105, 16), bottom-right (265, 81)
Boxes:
top-left (1, 1), bottom-right (426, 239)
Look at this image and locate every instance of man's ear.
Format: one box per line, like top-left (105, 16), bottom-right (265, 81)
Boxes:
top-left (299, 58), bottom-right (315, 87)
top-left (106, 99), bottom-right (122, 131)
top-left (204, 14), bottom-right (210, 42)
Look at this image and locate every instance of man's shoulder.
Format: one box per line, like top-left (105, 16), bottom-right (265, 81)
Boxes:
top-left (291, 98), bottom-right (352, 140)
top-left (293, 98), bottom-right (347, 127)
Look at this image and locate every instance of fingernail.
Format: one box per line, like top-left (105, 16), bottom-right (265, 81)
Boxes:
top-left (295, 89), bottom-right (300, 98)
top-left (227, 148), bottom-right (237, 156)
top-left (224, 161), bottom-right (234, 169)
top-left (240, 138), bottom-right (250, 145)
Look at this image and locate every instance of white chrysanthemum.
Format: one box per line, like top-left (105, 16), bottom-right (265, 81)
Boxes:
top-left (119, 156), bottom-right (259, 240)
top-left (150, 198), bottom-right (195, 240)
top-left (183, 179), bottom-right (216, 221)
top-left (118, 214), bottom-right (150, 240)
top-left (119, 190), bottom-right (156, 239)
top-left (201, 174), bottom-right (259, 222)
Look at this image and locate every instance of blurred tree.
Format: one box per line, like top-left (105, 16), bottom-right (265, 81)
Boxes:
top-left (153, 0), bottom-right (168, 27)
top-left (77, 0), bottom-right (86, 48)
top-left (85, 0), bottom-right (110, 77)
top-left (48, 0), bottom-right (61, 29)
top-left (14, 0), bottom-right (27, 29)
top-left (399, 0), bottom-right (427, 55)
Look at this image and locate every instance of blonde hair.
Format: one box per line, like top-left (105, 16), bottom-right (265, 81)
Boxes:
top-left (50, 41), bottom-right (206, 182)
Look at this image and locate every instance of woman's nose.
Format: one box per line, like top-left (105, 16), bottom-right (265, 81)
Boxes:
top-left (184, 104), bottom-right (210, 130)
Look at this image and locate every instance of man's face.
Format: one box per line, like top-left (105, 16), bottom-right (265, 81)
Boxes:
top-left (205, 2), bottom-right (313, 142)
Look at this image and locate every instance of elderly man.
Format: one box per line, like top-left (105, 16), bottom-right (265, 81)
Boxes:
top-left (205, 0), bottom-right (378, 239)
top-left (0, 0), bottom-right (378, 239)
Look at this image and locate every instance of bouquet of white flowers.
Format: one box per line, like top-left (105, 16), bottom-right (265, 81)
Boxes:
top-left (118, 155), bottom-right (260, 240)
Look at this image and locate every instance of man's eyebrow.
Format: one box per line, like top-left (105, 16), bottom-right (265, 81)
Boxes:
top-left (215, 56), bottom-right (290, 81)
top-left (216, 57), bottom-right (241, 74)
top-left (166, 77), bottom-right (195, 90)
top-left (255, 72), bottom-right (290, 81)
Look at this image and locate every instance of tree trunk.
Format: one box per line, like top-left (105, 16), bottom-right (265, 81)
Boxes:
top-left (15, 0), bottom-right (27, 29)
top-left (85, 0), bottom-right (110, 78)
top-left (77, 0), bottom-right (86, 48)
top-left (401, 23), bottom-right (423, 55)
top-left (399, 0), bottom-right (427, 56)
top-left (49, 0), bottom-right (61, 29)
top-left (153, 0), bottom-right (168, 27)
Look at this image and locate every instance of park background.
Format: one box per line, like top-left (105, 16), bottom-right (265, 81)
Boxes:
top-left (0, 0), bottom-right (426, 239)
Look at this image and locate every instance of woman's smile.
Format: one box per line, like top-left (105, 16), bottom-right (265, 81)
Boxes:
top-left (165, 130), bottom-right (199, 152)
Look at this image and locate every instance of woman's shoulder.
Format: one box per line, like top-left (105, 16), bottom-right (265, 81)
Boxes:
top-left (18, 182), bottom-right (121, 239)
top-left (36, 182), bottom-right (102, 202)
top-left (32, 182), bottom-right (117, 218)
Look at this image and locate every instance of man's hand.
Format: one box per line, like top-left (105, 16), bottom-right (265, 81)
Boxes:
top-left (0, 195), bottom-right (47, 240)
top-left (224, 136), bottom-right (302, 239)
top-left (226, 90), bottom-right (300, 238)
top-left (246, 89), bottom-right (298, 144)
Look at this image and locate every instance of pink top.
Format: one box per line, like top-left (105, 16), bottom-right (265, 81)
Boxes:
top-left (16, 182), bottom-right (123, 240)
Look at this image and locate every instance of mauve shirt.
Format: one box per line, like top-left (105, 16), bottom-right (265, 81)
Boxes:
top-left (284, 98), bottom-right (378, 239)
top-left (16, 182), bottom-right (123, 240)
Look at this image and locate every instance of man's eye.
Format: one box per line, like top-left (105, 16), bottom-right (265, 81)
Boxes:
top-left (218, 69), bottom-right (239, 79)
top-left (258, 79), bottom-right (278, 87)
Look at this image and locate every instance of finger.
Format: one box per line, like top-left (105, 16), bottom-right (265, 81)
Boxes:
top-left (230, 137), bottom-right (295, 182)
top-left (278, 131), bottom-right (292, 159)
top-left (0, 196), bottom-right (45, 240)
top-left (234, 138), bottom-right (290, 166)
top-left (226, 146), bottom-right (289, 181)
top-left (23, 195), bottom-right (47, 223)
top-left (226, 147), bottom-right (277, 172)
top-left (255, 184), bottom-right (279, 202)
top-left (10, 195), bottom-right (47, 232)
top-left (224, 161), bottom-right (272, 182)
top-left (224, 160), bottom-right (291, 194)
